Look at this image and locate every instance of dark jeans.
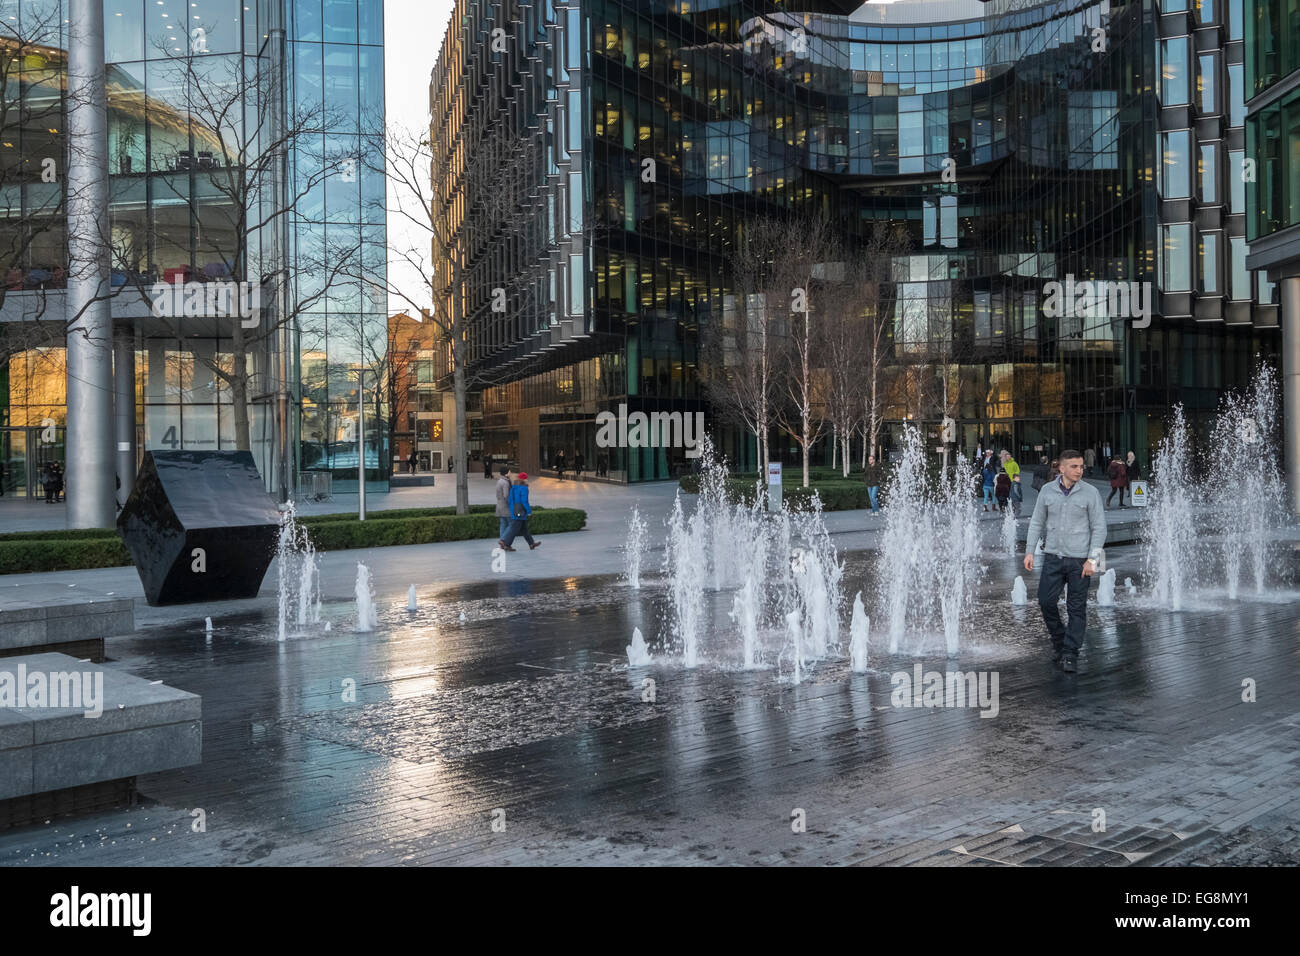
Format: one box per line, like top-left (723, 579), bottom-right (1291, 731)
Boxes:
top-left (1038, 553), bottom-right (1091, 655)
top-left (1107, 486), bottom-right (1127, 506)
top-left (502, 517), bottom-right (535, 548)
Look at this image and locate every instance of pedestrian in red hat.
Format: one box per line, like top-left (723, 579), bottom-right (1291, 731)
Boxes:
top-left (499, 472), bottom-right (540, 552)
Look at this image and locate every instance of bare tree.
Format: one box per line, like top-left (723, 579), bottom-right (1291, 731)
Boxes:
top-left (699, 216), bottom-right (795, 476)
top-left (770, 214), bottom-right (837, 488)
top-left (822, 227), bottom-right (906, 477)
top-left (349, 123), bottom-right (537, 514)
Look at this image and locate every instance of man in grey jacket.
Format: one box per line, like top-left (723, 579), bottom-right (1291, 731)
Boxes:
top-left (494, 465), bottom-right (513, 539)
top-left (1023, 449), bottom-right (1106, 672)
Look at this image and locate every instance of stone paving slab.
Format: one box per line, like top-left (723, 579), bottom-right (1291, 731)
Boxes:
top-left (0, 543), bottom-right (1293, 866)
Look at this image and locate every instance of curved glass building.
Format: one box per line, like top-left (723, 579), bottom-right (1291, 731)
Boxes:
top-left (431, 0), bottom-right (1277, 481)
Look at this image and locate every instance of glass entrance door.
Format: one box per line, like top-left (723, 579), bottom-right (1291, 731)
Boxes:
top-left (0, 428), bottom-right (23, 497)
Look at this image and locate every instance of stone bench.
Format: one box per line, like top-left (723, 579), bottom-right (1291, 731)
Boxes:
top-left (0, 597), bottom-right (133, 662)
top-left (0, 652), bottom-right (201, 827)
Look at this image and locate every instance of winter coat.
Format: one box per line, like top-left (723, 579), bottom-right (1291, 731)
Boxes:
top-left (864, 462), bottom-right (885, 488)
top-left (1108, 461), bottom-right (1127, 488)
top-left (995, 472), bottom-right (1011, 500)
top-left (1026, 478), bottom-right (1107, 560)
top-left (982, 464), bottom-right (996, 488)
top-left (507, 483), bottom-right (532, 518)
top-left (1126, 458), bottom-right (1142, 483)
top-left (495, 476), bottom-right (511, 517)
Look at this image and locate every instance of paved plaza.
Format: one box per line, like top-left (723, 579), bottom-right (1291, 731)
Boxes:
top-left (1, 477), bottom-right (1297, 866)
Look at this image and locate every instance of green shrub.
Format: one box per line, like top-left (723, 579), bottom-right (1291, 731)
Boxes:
top-left (0, 527), bottom-right (121, 543)
top-left (299, 504), bottom-right (497, 525)
top-left (0, 538), bottom-right (133, 575)
top-left (301, 507), bottom-right (586, 551)
top-left (676, 475), bottom-right (870, 512)
top-left (0, 507), bottom-right (587, 574)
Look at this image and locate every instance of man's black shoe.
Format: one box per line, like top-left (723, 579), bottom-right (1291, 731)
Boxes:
top-left (1061, 654), bottom-right (1078, 673)
top-left (1052, 649), bottom-right (1065, 666)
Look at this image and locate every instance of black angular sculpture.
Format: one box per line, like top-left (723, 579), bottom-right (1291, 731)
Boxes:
top-left (117, 450), bottom-right (282, 606)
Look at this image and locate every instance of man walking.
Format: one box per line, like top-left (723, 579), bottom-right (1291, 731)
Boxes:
top-left (494, 465), bottom-right (513, 540)
top-left (864, 455), bottom-right (884, 515)
top-left (1024, 450), bottom-right (1106, 673)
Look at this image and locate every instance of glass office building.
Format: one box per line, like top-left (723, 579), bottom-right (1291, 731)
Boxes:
top-left (430, 0), bottom-right (1279, 481)
top-left (0, 0), bottom-right (386, 500)
top-left (1243, 0), bottom-right (1300, 510)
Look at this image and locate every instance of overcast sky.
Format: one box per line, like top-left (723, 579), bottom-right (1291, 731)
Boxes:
top-left (384, 0), bottom-right (455, 316)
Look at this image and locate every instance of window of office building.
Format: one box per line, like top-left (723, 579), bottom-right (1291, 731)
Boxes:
top-left (1199, 231), bottom-right (1220, 293)
top-left (1160, 38), bottom-right (1190, 105)
top-left (1199, 143), bottom-right (1218, 202)
top-left (1160, 130), bottom-right (1191, 197)
top-left (1246, 88), bottom-right (1300, 238)
top-left (1197, 54), bottom-right (1217, 114)
top-left (1246, 0), bottom-right (1300, 96)
top-left (1162, 222), bottom-right (1192, 290)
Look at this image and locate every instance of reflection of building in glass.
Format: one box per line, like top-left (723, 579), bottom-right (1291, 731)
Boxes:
top-left (433, 0), bottom-right (1279, 482)
top-left (0, 0), bottom-right (386, 500)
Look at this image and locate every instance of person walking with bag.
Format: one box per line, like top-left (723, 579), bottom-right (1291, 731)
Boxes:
top-left (499, 472), bottom-right (541, 552)
top-left (1106, 456), bottom-right (1128, 508)
top-left (494, 465), bottom-right (513, 540)
top-left (1024, 450), bottom-right (1106, 673)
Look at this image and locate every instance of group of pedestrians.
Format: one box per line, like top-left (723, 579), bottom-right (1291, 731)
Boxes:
top-left (978, 449), bottom-right (1022, 516)
top-left (552, 450), bottom-right (588, 480)
top-left (41, 461), bottom-right (64, 504)
top-left (494, 465), bottom-right (541, 553)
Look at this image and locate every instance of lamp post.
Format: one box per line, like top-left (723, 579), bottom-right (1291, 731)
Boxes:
top-left (357, 366), bottom-right (367, 521)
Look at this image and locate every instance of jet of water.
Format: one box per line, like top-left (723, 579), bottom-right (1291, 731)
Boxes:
top-left (354, 563), bottom-right (377, 632)
top-left (848, 592), bottom-right (870, 673)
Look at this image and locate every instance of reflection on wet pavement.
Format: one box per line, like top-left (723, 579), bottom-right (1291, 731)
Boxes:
top-left (3, 543), bottom-right (1299, 866)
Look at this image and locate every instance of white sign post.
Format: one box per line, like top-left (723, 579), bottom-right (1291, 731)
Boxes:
top-left (767, 461), bottom-right (782, 512)
top-left (1130, 479), bottom-right (1149, 508)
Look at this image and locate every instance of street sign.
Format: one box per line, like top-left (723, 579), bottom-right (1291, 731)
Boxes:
top-left (1131, 480), bottom-right (1149, 507)
top-left (767, 462), bottom-right (782, 512)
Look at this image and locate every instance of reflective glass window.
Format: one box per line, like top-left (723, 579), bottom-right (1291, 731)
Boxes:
top-left (106, 0), bottom-right (145, 62)
top-left (1160, 38), bottom-right (1189, 105)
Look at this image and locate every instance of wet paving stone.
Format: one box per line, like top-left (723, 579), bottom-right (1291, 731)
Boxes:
top-left (1, 542), bottom-right (1298, 866)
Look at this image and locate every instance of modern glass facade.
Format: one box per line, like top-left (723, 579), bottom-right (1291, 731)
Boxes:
top-left (0, 0), bottom-right (386, 499)
top-left (1244, 0), bottom-right (1300, 511)
top-left (432, 0), bottom-right (1280, 482)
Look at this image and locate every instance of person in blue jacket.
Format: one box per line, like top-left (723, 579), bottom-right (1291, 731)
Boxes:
top-left (499, 472), bottom-right (541, 552)
top-left (981, 457), bottom-right (997, 512)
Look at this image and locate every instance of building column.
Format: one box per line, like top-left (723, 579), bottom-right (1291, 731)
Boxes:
top-left (1282, 275), bottom-right (1300, 515)
top-left (114, 324), bottom-right (137, 508)
top-left (64, 0), bottom-right (115, 528)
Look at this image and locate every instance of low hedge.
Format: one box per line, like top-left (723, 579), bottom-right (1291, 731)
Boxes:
top-left (301, 507), bottom-right (586, 550)
top-left (299, 504), bottom-right (498, 525)
top-left (0, 537), bottom-right (133, 575)
top-left (677, 475), bottom-right (871, 512)
top-left (0, 506), bottom-right (587, 574)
